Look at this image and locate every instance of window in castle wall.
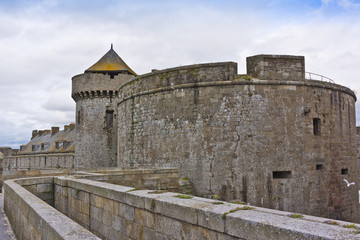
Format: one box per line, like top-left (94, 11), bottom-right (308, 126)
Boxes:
top-left (32, 145), bottom-right (36, 151)
top-left (341, 168), bottom-right (348, 175)
top-left (41, 143), bottom-right (45, 150)
top-left (316, 164), bottom-right (324, 170)
top-left (106, 110), bottom-right (114, 129)
top-left (313, 118), bottom-right (321, 135)
top-left (273, 171), bottom-right (291, 179)
top-left (77, 111), bottom-right (81, 124)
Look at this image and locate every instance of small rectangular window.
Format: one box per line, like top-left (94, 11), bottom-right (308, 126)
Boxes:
top-left (341, 168), bottom-right (348, 175)
top-left (313, 118), bottom-right (321, 135)
top-left (273, 171), bottom-right (291, 179)
top-left (56, 141), bottom-right (63, 150)
top-left (77, 111), bottom-right (81, 124)
top-left (64, 141), bottom-right (72, 149)
top-left (106, 110), bottom-right (114, 129)
top-left (41, 143), bottom-right (45, 150)
top-left (32, 145), bottom-right (36, 151)
top-left (316, 164), bottom-right (323, 170)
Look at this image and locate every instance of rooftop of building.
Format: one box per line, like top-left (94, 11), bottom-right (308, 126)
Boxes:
top-left (85, 44), bottom-right (136, 76)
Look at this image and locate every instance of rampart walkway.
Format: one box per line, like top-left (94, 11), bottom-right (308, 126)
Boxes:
top-left (0, 192), bottom-right (16, 240)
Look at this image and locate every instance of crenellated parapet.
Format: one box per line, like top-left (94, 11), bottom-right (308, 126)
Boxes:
top-left (72, 90), bottom-right (119, 101)
top-left (71, 73), bottom-right (132, 101)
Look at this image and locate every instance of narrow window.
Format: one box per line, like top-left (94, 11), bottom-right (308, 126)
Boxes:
top-left (316, 164), bottom-right (323, 170)
top-left (64, 141), bottom-right (72, 149)
top-left (106, 110), bottom-right (114, 129)
top-left (273, 171), bottom-right (291, 179)
top-left (341, 168), bottom-right (348, 175)
top-left (56, 141), bottom-right (63, 150)
top-left (313, 118), bottom-right (321, 135)
top-left (41, 143), bottom-right (45, 150)
top-left (32, 145), bottom-right (36, 151)
top-left (77, 111), bottom-right (81, 124)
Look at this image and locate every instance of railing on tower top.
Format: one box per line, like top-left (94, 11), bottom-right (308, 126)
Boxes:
top-left (305, 72), bottom-right (335, 83)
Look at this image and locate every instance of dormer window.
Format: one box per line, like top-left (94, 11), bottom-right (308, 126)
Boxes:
top-left (56, 141), bottom-right (63, 150)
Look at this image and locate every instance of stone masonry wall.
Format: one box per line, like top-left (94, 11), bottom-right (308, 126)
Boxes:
top-left (5, 176), bottom-right (360, 240)
top-left (116, 61), bottom-right (359, 222)
top-left (3, 153), bottom-right (74, 171)
top-left (246, 54), bottom-right (305, 81)
top-left (0, 153), bottom-right (73, 193)
top-left (4, 178), bottom-right (100, 240)
top-left (76, 168), bottom-right (180, 192)
top-left (0, 153), bottom-right (3, 192)
top-left (72, 73), bottom-right (133, 169)
top-left (357, 127), bottom-right (360, 176)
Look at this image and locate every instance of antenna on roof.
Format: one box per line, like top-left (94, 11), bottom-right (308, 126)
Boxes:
top-left (111, 43), bottom-right (113, 49)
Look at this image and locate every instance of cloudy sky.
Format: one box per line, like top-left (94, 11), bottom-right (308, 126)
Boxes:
top-left (0, 0), bottom-right (360, 148)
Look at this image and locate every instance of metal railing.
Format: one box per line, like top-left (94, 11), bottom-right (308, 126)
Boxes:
top-left (305, 72), bottom-right (335, 83)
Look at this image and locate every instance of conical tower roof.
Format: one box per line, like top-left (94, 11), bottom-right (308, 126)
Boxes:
top-left (85, 44), bottom-right (136, 75)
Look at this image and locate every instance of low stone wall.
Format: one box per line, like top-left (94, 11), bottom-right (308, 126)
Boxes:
top-left (0, 153), bottom-right (74, 192)
top-left (5, 175), bottom-right (360, 240)
top-left (4, 178), bottom-right (100, 240)
top-left (3, 153), bottom-right (74, 172)
top-left (76, 168), bottom-right (180, 192)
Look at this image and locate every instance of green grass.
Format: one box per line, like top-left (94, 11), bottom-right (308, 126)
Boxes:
top-left (344, 224), bottom-right (357, 229)
top-left (288, 213), bottom-right (304, 218)
top-left (148, 190), bottom-right (167, 194)
top-left (222, 206), bottom-right (255, 219)
top-left (174, 194), bottom-right (192, 199)
top-left (126, 188), bottom-right (141, 192)
top-left (323, 220), bottom-right (338, 225)
top-left (229, 200), bottom-right (246, 205)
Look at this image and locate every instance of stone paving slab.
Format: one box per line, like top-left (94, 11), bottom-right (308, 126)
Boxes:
top-left (0, 191), bottom-right (16, 240)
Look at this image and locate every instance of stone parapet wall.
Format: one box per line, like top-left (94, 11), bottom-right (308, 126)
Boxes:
top-left (5, 176), bottom-right (360, 240)
top-left (246, 54), bottom-right (305, 81)
top-left (3, 153), bottom-right (74, 171)
top-left (4, 178), bottom-right (100, 240)
top-left (0, 153), bottom-right (74, 193)
top-left (118, 62), bottom-right (238, 104)
top-left (76, 168), bottom-right (180, 192)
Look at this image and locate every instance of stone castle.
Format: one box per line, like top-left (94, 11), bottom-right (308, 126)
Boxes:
top-left (1, 46), bottom-right (360, 239)
top-left (73, 46), bottom-right (359, 222)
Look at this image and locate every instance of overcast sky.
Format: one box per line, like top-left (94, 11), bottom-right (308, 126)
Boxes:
top-left (0, 0), bottom-right (360, 148)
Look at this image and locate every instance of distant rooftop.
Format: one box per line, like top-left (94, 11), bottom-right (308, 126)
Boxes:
top-left (85, 44), bottom-right (136, 76)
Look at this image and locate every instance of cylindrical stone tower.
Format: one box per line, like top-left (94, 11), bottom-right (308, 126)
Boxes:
top-left (72, 45), bottom-right (136, 168)
top-left (116, 55), bottom-right (359, 222)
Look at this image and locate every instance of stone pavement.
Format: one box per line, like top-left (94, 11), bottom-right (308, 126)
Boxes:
top-left (0, 191), bottom-right (16, 240)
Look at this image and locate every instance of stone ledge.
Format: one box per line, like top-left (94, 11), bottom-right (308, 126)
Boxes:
top-left (4, 179), bottom-right (100, 240)
top-left (5, 176), bottom-right (360, 240)
top-left (118, 77), bottom-right (356, 105)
